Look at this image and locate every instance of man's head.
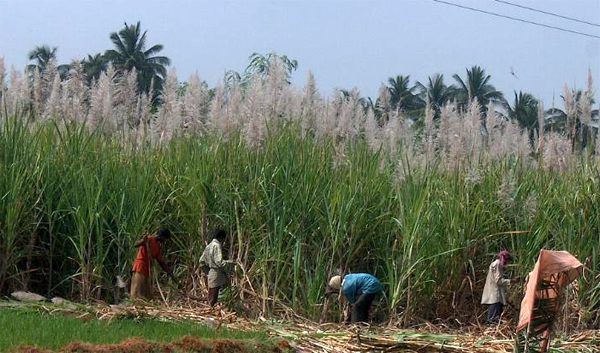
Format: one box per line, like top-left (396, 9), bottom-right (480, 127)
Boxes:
top-left (328, 275), bottom-right (342, 290)
top-left (156, 227), bottom-right (171, 243)
top-left (212, 228), bottom-right (227, 242)
top-left (497, 250), bottom-right (512, 267)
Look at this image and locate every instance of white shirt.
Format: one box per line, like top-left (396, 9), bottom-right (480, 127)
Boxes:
top-left (481, 259), bottom-right (511, 305)
top-left (199, 239), bottom-right (229, 288)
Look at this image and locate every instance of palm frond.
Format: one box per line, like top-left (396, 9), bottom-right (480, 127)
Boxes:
top-left (108, 32), bottom-right (127, 56)
top-left (144, 44), bottom-right (165, 58)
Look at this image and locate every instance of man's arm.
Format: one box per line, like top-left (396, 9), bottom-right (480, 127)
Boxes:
top-left (134, 235), bottom-right (147, 247)
top-left (148, 238), bottom-right (175, 280)
top-left (212, 244), bottom-right (230, 269)
top-left (199, 251), bottom-right (209, 273)
top-left (157, 259), bottom-right (177, 285)
top-left (158, 259), bottom-right (173, 276)
top-left (493, 264), bottom-right (511, 286)
top-left (337, 291), bottom-right (354, 323)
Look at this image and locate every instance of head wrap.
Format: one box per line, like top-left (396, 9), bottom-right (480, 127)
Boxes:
top-left (497, 250), bottom-right (512, 267)
top-left (328, 275), bottom-right (342, 290)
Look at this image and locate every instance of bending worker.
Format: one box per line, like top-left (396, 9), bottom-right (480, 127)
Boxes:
top-left (200, 229), bottom-right (233, 306)
top-left (481, 250), bottom-right (519, 324)
top-left (328, 273), bottom-right (382, 323)
top-left (130, 227), bottom-right (174, 300)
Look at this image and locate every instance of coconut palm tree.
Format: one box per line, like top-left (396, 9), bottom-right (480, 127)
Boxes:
top-left (505, 91), bottom-right (539, 143)
top-left (415, 73), bottom-right (457, 120)
top-left (453, 66), bottom-right (505, 112)
top-left (81, 53), bottom-right (108, 83)
top-left (243, 52), bottom-right (298, 84)
top-left (387, 75), bottom-right (422, 113)
top-left (363, 97), bottom-right (377, 115)
top-left (104, 22), bottom-right (171, 94)
top-left (546, 89), bottom-right (598, 150)
top-left (27, 45), bottom-right (70, 78)
top-left (27, 45), bottom-right (57, 72)
top-left (339, 88), bottom-right (371, 111)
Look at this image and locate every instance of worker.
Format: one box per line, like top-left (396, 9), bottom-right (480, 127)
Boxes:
top-left (200, 228), bottom-right (233, 307)
top-left (328, 273), bottom-right (382, 323)
top-left (130, 227), bottom-right (174, 300)
top-left (481, 250), bottom-right (520, 324)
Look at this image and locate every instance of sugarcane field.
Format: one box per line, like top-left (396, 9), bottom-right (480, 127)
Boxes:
top-left (1, 1), bottom-right (600, 352)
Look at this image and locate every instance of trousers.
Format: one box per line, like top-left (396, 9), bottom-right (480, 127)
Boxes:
top-left (208, 286), bottom-right (221, 307)
top-left (486, 302), bottom-right (504, 323)
top-left (350, 293), bottom-right (376, 323)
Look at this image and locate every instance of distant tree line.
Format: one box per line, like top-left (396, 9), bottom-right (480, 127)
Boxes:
top-left (23, 22), bottom-right (598, 150)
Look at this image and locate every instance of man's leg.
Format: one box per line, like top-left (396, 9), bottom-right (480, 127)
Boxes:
top-left (143, 273), bottom-right (152, 299)
top-left (208, 286), bottom-right (221, 307)
top-left (350, 293), bottom-right (376, 323)
top-left (130, 272), bottom-right (144, 299)
top-left (486, 303), bottom-right (495, 323)
top-left (486, 302), bottom-right (504, 324)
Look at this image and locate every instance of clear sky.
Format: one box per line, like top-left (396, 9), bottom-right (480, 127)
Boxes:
top-left (1, 0), bottom-right (599, 105)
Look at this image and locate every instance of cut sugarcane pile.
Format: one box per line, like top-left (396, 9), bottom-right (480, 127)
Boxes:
top-left (2, 300), bottom-right (598, 352)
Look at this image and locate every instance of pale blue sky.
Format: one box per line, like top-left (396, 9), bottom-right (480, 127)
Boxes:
top-left (1, 0), bottom-right (599, 105)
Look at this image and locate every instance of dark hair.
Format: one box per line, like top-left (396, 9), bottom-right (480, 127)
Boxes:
top-left (212, 228), bottom-right (227, 240)
top-left (156, 227), bottom-right (171, 239)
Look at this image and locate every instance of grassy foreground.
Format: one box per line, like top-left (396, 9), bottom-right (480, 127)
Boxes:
top-left (0, 307), bottom-right (274, 352)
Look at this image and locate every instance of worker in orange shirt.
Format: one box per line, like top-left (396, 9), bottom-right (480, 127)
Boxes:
top-left (130, 227), bottom-right (175, 300)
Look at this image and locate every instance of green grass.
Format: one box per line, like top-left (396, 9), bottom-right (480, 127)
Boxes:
top-left (0, 117), bottom-right (598, 328)
top-left (0, 307), bottom-right (268, 351)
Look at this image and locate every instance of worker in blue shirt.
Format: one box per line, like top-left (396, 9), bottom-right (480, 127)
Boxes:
top-left (328, 273), bottom-right (382, 323)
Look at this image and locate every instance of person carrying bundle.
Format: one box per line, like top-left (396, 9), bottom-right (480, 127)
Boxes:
top-left (130, 227), bottom-right (175, 300)
top-left (200, 229), bottom-right (233, 306)
top-left (328, 273), bottom-right (382, 323)
top-left (481, 250), bottom-right (520, 324)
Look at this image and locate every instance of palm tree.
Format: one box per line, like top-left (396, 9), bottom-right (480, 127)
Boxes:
top-left (339, 88), bottom-right (370, 110)
top-left (27, 45), bottom-right (70, 78)
top-left (104, 22), bottom-right (171, 94)
top-left (224, 70), bottom-right (243, 86)
top-left (244, 52), bottom-right (298, 83)
top-left (81, 53), bottom-right (108, 83)
top-left (27, 45), bottom-right (57, 72)
top-left (415, 73), bottom-right (456, 120)
top-left (452, 66), bottom-right (505, 112)
top-left (546, 89), bottom-right (598, 150)
top-left (363, 97), bottom-right (377, 115)
top-left (505, 91), bottom-right (539, 143)
top-left (387, 75), bottom-right (422, 112)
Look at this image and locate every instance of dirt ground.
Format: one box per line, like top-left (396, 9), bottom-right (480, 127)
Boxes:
top-left (12, 336), bottom-right (292, 353)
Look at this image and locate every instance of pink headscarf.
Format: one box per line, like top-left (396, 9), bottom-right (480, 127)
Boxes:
top-left (497, 250), bottom-right (512, 267)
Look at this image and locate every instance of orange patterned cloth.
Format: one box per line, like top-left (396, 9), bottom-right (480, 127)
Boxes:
top-left (517, 249), bottom-right (582, 331)
top-left (131, 235), bottom-right (165, 276)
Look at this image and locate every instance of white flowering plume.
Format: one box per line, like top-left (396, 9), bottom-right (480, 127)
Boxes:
top-left (154, 68), bottom-right (180, 143)
top-left (182, 72), bottom-right (209, 135)
top-left (0, 57), bottom-right (597, 172)
top-left (61, 61), bottom-right (88, 124)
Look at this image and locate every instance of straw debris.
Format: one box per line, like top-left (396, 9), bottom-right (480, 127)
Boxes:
top-left (4, 301), bottom-right (597, 352)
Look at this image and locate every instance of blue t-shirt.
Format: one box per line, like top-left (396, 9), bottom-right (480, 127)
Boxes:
top-left (342, 273), bottom-right (382, 303)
